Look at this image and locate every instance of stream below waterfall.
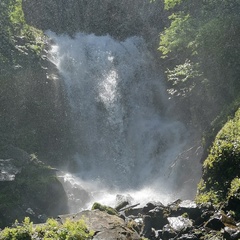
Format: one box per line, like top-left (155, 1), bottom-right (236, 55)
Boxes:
top-left (47, 31), bottom-right (201, 213)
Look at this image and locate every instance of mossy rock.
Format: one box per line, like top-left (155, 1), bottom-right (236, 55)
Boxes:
top-left (91, 202), bottom-right (118, 216)
top-left (0, 150), bottom-right (68, 228)
top-left (196, 108), bottom-right (240, 204)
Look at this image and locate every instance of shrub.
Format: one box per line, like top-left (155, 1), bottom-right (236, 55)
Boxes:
top-left (196, 108), bottom-right (240, 204)
top-left (0, 217), bottom-right (94, 240)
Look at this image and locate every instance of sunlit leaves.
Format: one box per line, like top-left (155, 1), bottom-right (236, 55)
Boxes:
top-left (166, 60), bottom-right (202, 97)
top-left (10, 0), bottom-right (25, 31)
top-left (159, 13), bottom-right (191, 57)
top-left (0, 217), bottom-right (94, 240)
top-left (164, 0), bottom-right (183, 10)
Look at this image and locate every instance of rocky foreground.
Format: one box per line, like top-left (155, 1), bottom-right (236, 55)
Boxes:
top-left (56, 196), bottom-right (240, 240)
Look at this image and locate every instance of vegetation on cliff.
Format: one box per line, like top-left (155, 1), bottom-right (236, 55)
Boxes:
top-left (0, 0), bottom-right (72, 163)
top-left (196, 108), bottom-right (240, 204)
top-left (159, 0), bottom-right (240, 131)
top-left (159, 0), bottom-right (240, 204)
top-left (0, 0), bottom-right (72, 228)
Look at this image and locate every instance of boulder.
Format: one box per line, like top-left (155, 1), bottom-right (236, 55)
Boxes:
top-left (204, 215), bottom-right (225, 231)
top-left (224, 226), bottom-right (240, 240)
top-left (142, 201), bottom-right (165, 214)
top-left (167, 216), bottom-right (193, 232)
top-left (0, 148), bottom-right (68, 228)
top-left (178, 200), bottom-right (202, 220)
top-left (115, 194), bottom-right (133, 211)
top-left (204, 211), bottom-right (236, 231)
top-left (161, 224), bottom-right (178, 240)
top-left (58, 209), bottom-right (141, 240)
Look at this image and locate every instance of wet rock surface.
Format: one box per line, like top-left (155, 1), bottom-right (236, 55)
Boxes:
top-left (56, 198), bottom-right (240, 239)
top-left (2, 193), bottom-right (240, 239)
top-left (0, 146), bottom-right (68, 228)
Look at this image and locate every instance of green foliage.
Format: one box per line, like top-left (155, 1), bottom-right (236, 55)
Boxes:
top-left (91, 202), bottom-right (118, 215)
top-left (0, 217), bottom-right (94, 240)
top-left (195, 180), bottom-right (220, 205)
top-left (10, 0), bottom-right (25, 32)
top-left (159, 12), bottom-right (192, 57)
top-left (0, 218), bottom-right (32, 240)
top-left (0, 0), bottom-right (16, 35)
top-left (228, 177), bottom-right (240, 198)
top-left (0, 0), bottom-right (44, 61)
top-left (166, 59), bottom-right (201, 97)
top-left (164, 0), bottom-right (183, 10)
top-left (196, 108), bottom-right (240, 204)
top-left (159, 0), bottom-right (240, 126)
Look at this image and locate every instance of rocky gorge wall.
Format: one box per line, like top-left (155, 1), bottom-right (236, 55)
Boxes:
top-left (22, 0), bottom-right (165, 48)
top-left (0, 42), bottom-right (72, 163)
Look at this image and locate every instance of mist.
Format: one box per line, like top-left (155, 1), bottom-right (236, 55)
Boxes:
top-left (46, 31), bottom-right (202, 212)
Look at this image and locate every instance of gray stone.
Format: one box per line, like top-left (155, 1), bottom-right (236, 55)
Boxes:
top-left (167, 216), bottom-right (193, 232)
top-left (58, 209), bottom-right (140, 240)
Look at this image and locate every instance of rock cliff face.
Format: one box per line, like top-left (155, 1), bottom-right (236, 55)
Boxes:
top-left (0, 42), bottom-right (72, 163)
top-left (22, 0), bottom-right (165, 47)
top-left (0, 146), bottom-right (68, 228)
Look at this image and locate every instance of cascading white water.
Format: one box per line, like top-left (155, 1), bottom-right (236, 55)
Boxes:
top-left (47, 32), bottom-right (198, 212)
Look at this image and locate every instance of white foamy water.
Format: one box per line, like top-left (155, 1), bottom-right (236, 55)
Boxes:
top-left (47, 32), bottom-right (200, 212)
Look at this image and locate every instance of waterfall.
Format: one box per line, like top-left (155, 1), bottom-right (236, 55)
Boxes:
top-left (47, 32), bottom-right (198, 212)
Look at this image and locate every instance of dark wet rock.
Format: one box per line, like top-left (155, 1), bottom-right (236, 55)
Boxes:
top-left (0, 148), bottom-right (68, 228)
top-left (193, 202), bottom-right (215, 226)
top-left (167, 199), bottom-right (183, 217)
top-left (115, 201), bottom-right (129, 211)
top-left (224, 226), bottom-right (240, 240)
top-left (204, 214), bottom-right (225, 230)
top-left (142, 201), bottom-right (164, 214)
top-left (178, 200), bottom-right (202, 220)
top-left (3, 198), bottom-right (240, 240)
top-left (141, 215), bottom-right (153, 239)
top-left (119, 199), bottom-right (240, 239)
top-left (204, 211), bottom-right (236, 232)
top-left (139, 201), bottom-right (168, 235)
top-left (161, 224), bottom-right (177, 239)
top-left (148, 206), bottom-right (168, 230)
top-left (124, 207), bottom-right (142, 217)
top-left (196, 210), bottom-right (215, 226)
top-left (0, 159), bottom-right (20, 181)
top-left (57, 173), bottom-right (92, 212)
top-left (224, 195), bottom-right (240, 221)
